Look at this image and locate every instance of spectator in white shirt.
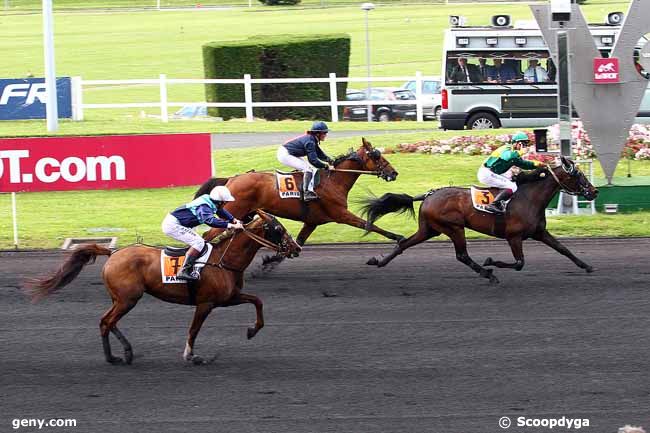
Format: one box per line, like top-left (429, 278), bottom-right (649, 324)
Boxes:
top-left (523, 59), bottom-right (549, 83)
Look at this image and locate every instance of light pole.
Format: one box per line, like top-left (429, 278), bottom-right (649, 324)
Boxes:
top-left (43, 0), bottom-right (59, 132)
top-left (361, 2), bottom-right (375, 122)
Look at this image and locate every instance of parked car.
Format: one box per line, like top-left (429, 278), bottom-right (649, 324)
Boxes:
top-left (401, 78), bottom-right (442, 119)
top-left (343, 87), bottom-right (417, 121)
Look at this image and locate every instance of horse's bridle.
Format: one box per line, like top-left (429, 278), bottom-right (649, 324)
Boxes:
top-left (206, 215), bottom-right (293, 272)
top-left (365, 148), bottom-right (391, 179)
top-left (545, 163), bottom-right (589, 196)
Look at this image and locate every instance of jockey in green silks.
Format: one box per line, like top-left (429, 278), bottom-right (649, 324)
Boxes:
top-left (477, 131), bottom-right (544, 214)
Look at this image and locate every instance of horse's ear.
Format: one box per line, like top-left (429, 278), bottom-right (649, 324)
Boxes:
top-left (362, 137), bottom-right (372, 149)
top-left (560, 156), bottom-right (574, 172)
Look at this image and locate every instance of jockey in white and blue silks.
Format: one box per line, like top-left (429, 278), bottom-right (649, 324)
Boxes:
top-left (162, 185), bottom-right (243, 281)
top-left (277, 121), bottom-right (334, 201)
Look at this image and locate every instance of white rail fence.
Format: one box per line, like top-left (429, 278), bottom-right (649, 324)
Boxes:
top-left (70, 72), bottom-right (438, 123)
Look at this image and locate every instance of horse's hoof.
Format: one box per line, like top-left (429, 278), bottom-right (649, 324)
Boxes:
top-left (125, 350), bottom-right (133, 365)
top-left (585, 265), bottom-right (594, 273)
top-left (106, 356), bottom-right (124, 365)
top-left (247, 328), bottom-right (257, 340)
top-left (489, 275), bottom-right (500, 284)
top-left (366, 257), bottom-right (379, 266)
top-left (191, 356), bottom-right (204, 365)
top-left (483, 257), bottom-right (494, 266)
top-left (396, 236), bottom-right (406, 244)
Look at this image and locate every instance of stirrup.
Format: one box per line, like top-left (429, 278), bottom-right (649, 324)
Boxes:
top-left (486, 203), bottom-right (505, 214)
top-left (177, 265), bottom-right (199, 281)
top-left (303, 191), bottom-right (319, 201)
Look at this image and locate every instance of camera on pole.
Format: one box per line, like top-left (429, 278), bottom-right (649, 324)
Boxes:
top-left (551, 0), bottom-right (572, 23)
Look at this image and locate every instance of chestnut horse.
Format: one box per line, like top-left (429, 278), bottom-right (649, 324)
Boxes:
top-left (195, 138), bottom-right (403, 251)
top-left (27, 211), bottom-right (301, 365)
top-left (362, 157), bottom-right (598, 283)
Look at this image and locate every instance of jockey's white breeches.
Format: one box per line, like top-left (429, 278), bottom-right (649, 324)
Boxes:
top-left (161, 214), bottom-right (205, 252)
top-left (477, 165), bottom-right (517, 193)
top-left (277, 146), bottom-right (316, 190)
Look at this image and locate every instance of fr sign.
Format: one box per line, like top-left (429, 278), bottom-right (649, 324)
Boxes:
top-left (593, 58), bottom-right (620, 84)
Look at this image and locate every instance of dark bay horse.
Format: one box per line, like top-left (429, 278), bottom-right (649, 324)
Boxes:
top-left (362, 157), bottom-right (598, 283)
top-left (27, 211), bottom-right (301, 365)
top-left (195, 138), bottom-right (403, 249)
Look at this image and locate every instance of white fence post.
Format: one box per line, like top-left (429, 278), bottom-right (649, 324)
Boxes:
top-left (329, 73), bottom-right (339, 122)
top-left (11, 192), bottom-right (18, 249)
top-left (244, 74), bottom-right (254, 122)
top-left (159, 74), bottom-right (168, 122)
top-left (415, 70), bottom-right (423, 122)
top-left (71, 76), bottom-right (83, 121)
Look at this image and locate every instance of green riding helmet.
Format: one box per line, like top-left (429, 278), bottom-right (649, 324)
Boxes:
top-left (511, 131), bottom-right (529, 143)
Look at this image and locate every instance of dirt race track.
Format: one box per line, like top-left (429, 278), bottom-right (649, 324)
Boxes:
top-left (1, 238), bottom-right (650, 433)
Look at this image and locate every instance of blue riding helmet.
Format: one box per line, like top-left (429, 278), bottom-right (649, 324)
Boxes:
top-left (310, 121), bottom-right (329, 133)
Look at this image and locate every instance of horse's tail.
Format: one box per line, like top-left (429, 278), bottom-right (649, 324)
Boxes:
top-left (25, 244), bottom-right (112, 302)
top-left (194, 177), bottom-right (229, 199)
top-left (361, 192), bottom-right (425, 226)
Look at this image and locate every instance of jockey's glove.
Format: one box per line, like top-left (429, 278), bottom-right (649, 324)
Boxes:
top-left (228, 222), bottom-right (244, 230)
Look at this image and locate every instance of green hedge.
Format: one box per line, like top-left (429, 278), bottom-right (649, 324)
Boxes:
top-left (202, 34), bottom-right (350, 120)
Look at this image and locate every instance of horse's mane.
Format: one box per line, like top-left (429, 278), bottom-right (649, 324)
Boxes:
top-left (333, 149), bottom-right (363, 166)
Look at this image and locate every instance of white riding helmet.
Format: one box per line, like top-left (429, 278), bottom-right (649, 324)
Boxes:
top-left (209, 185), bottom-right (235, 202)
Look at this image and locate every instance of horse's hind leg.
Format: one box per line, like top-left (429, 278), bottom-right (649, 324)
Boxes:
top-left (225, 293), bottom-right (264, 339)
top-left (100, 300), bottom-right (138, 365)
top-left (449, 228), bottom-right (499, 284)
top-left (183, 303), bottom-right (215, 365)
top-left (367, 225), bottom-right (436, 267)
top-left (533, 230), bottom-right (594, 273)
top-left (484, 236), bottom-right (525, 270)
top-left (336, 210), bottom-right (404, 242)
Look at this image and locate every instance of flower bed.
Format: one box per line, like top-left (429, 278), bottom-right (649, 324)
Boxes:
top-left (387, 122), bottom-right (650, 161)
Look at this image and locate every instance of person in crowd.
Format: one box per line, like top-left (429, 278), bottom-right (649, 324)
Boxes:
top-left (448, 57), bottom-right (483, 83)
top-left (524, 59), bottom-right (549, 83)
top-left (486, 58), bottom-right (518, 83)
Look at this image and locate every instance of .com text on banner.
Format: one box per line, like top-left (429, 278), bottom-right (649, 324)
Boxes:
top-left (0, 133), bottom-right (213, 193)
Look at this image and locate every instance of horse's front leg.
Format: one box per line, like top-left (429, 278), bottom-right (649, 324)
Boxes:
top-left (484, 236), bottom-right (525, 270)
top-left (533, 230), bottom-right (594, 272)
top-left (183, 302), bottom-right (214, 365)
top-left (225, 293), bottom-right (264, 339)
top-left (335, 210), bottom-right (404, 242)
top-left (262, 223), bottom-right (316, 268)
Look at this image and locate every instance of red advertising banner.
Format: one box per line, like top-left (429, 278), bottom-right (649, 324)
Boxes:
top-left (593, 57), bottom-right (620, 84)
top-left (0, 133), bottom-right (213, 193)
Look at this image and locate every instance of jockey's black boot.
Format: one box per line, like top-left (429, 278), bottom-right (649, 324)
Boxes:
top-left (486, 189), bottom-right (513, 214)
top-left (303, 172), bottom-right (318, 201)
top-left (177, 254), bottom-right (199, 281)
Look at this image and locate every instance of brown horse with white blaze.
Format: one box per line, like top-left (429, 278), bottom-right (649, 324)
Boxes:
top-left (195, 138), bottom-right (403, 249)
top-left (27, 211), bottom-right (301, 365)
top-left (362, 157), bottom-right (598, 283)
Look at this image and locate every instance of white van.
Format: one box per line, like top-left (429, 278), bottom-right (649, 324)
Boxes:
top-left (439, 17), bottom-right (650, 130)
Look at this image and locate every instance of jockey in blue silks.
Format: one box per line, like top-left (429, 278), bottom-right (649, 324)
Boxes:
top-left (162, 186), bottom-right (243, 281)
top-left (277, 121), bottom-right (335, 201)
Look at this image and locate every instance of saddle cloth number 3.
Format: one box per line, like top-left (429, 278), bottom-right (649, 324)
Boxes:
top-left (276, 173), bottom-right (301, 199)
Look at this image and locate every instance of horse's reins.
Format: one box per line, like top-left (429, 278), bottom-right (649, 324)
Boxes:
top-left (201, 221), bottom-right (284, 272)
top-left (545, 164), bottom-right (581, 195)
top-left (329, 168), bottom-right (379, 175)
